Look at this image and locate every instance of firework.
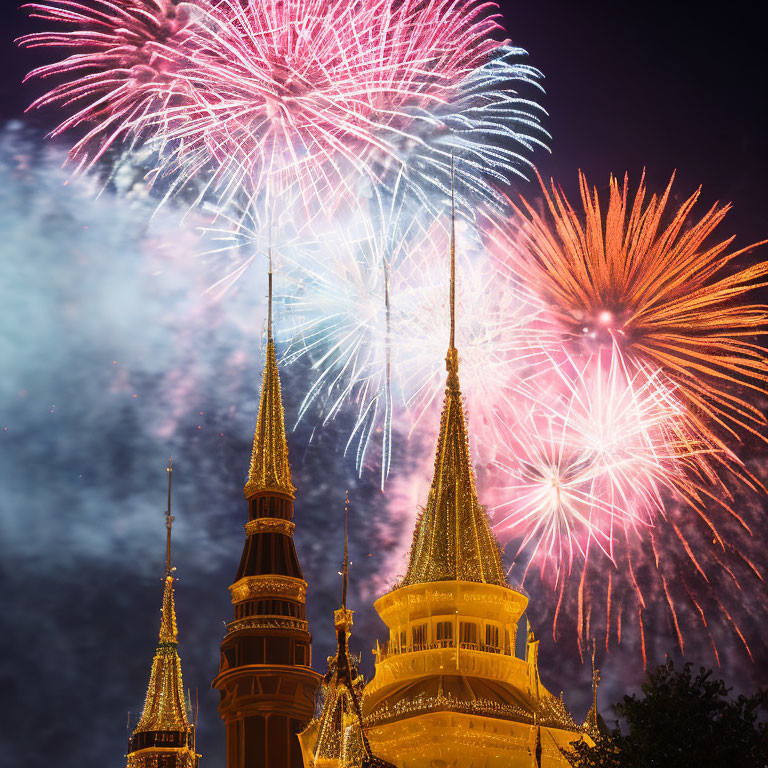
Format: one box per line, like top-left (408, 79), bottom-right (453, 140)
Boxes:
top-left (196, 186), bottom-right (326, 300)
top-left (492, 351), bottom-right (707, 575)
top-left (136, 0), bottom-right (546, 210)
top-left (362, 44), bottom-right (549, 213)
top-left (490, 349), bottom-right (765, 661)
top-left (276, 200), bottom-right (551, 485)
top-left (496, 172), bottom-right (768, 449)
top-left (18, 0), bottom-right (203, 172)
top-left (483, 173), bottom-right (768, 659)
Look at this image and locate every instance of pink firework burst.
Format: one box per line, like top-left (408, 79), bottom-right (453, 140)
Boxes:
top-left (492, 351), bottom-right (708, 574)
top-left (18, 0), bottom-right (201, 171)
top-left (488, 346), bottom-right (764, 661)
top-left (141, 0), bottom-right (511, 207)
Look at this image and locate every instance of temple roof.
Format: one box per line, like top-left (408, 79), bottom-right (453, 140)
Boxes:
top-left (134, 574), bottom-right (190, 733)
top-left (399, 184), bottom-right (506, 588)
top-left (244, 266), bottom-right (295, 499)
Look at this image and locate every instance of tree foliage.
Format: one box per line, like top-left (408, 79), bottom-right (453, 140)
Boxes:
top-left (569, 661), bottom-right (767, 768)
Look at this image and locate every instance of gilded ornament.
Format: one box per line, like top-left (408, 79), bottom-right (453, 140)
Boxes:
top-left (229, 574), bottom-right (307, 604)
top-left (245, 517), bottom-right (296, 536)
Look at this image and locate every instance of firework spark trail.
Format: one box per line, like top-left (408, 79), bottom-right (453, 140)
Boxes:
top-left (18, 0), bottom-right (204, 172)
top-left (510, 488), bottom-right (766, 666)
top-left (275, 187), bottom-right (438, 488)
top-left (134, 0), bottom-right (547, 211)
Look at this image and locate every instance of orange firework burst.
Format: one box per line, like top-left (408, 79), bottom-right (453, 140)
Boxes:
top-left (505, 172), bottom-right (768, 449)
top-left (482, 172), bottom-right (768, 661)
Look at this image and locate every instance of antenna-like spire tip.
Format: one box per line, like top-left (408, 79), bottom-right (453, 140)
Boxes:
top-left (446, 154), bottom-right (459, 385)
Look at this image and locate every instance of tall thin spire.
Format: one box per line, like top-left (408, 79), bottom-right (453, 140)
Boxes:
top-left (449, 152), bottom-right (456, 353)
top-left (244, 244), bottom-right (295, 498)
top-left (132, 464), bottom-right (191, 737)
top-left (217, 207), bottom-right (319, 768)
top-left (267, 206), bottom-right (273, 343)
top-left (166, 457), bottom-right (173, 577)
top-left (584, 639), bottom-right (602, 735)
top-left (400, 159), bottom-right (506, 587)
top-left (342, 490), bottom-right (350, 610)
top-left (300, 494), bottom-right (396, 768)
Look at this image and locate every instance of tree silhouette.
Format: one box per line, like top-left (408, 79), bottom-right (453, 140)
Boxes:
top-left (569, 661), bottom-right (767, 768)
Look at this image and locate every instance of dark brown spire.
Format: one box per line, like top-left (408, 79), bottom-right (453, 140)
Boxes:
top-left (214, 245), bottom-right (320, 768)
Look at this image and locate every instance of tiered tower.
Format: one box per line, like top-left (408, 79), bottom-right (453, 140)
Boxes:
top-left (298, 496), bottom-right (395, 768)
top-left (213, 260), bottom-right (321, 768)
top-left (361, 181), bottom-right (590, 767)
top-left (127, 459), bottom-right (200, 768)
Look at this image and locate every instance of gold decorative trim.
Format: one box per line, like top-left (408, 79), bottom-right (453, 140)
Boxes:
top-left (126, 748), bottom-right (198, 768)
top-left (364, 692), bottom-right (580, 732)
top-left (245, 518), bottom-right (295, 537)
top-left (229, 575), bottom-right (307, 604)
top-left (227, 616), bottom-right (309, 635)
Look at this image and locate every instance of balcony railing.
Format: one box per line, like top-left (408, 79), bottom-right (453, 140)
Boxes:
top-left (376, 637), bottom-right (513, 661)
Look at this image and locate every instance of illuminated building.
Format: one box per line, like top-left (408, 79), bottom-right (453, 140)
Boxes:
top-left (358, 188), bottom-right (593, 767)
top-left (126, 459), bottom-right (200, 768)
top-left (212, 260), bottom-right (322, 768)
top-left (123, 200), bottom-right (596, 768)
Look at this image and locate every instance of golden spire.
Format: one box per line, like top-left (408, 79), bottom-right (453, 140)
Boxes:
top-left (584, 639), bottom-right (602, 735)
top-left (400, 158), bottom-right (506, 587)
top-left (302, 494), bottom-right (396, 768)
top-left (244, 242), bottom-right (296, 499)
top-left (342, 490), bottom-right (350, 610)
top-left (134, 460), bottom-right (190, 733)
top-left (166, 457), bottom-right (173, 577)
top-left (335, 491), bottom-right (354, 636)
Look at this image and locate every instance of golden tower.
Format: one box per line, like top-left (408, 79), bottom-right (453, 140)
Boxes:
top-left (127, 459), bottom-right (200, 768)
top-left (361, 177), bottom-right (591, 767)
top-left (299, 495), bottom-right (395, 768)
top-left (212, 256), bottom-right (322, 768)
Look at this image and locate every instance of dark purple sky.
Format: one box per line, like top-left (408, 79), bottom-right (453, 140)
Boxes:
top-left (0, 2), bottom-right (766, 767)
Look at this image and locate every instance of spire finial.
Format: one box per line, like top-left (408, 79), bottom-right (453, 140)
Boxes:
top-left (449, 152), bottom-right (456, 352)
top-left (165, 457), bottom-right (174, 578)
top-left (583, 637), bottom-right (603, 735)
top-left (446, 153), bottom-right (459, 385)
top-left (131, 457), bottom-right (189, 736)
top-left (591, 638), bottom-right (600, 715)
top-left (342, 491), bottom-right (350, 610)
top-left (267, 206), bottom-right (274, 343)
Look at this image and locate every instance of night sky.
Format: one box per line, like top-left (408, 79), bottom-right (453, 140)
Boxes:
top-left (1, 2), bottom-right (766, 767)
